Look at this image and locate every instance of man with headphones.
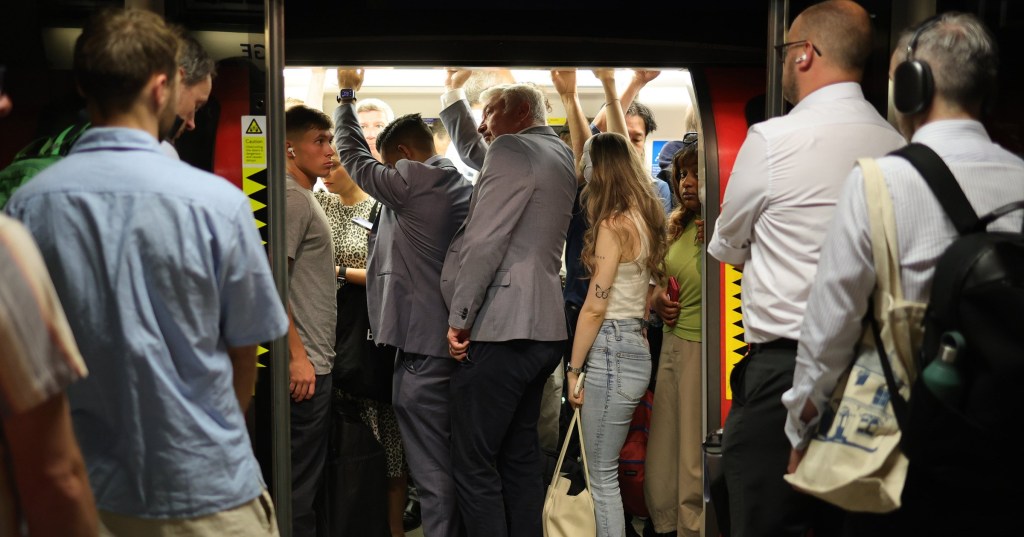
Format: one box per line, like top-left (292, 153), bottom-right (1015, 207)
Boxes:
top-left (707, 2), bottom-right (905, 536)
top-left (785, 12), bottom-right (1023, 536)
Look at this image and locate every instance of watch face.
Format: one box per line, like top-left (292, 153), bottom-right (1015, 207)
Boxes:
top-left (340, 89), bottom-right (355, 99)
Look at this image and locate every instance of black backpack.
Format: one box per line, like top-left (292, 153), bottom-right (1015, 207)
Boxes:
top-left (875, 143), bottom-right (1024, 482)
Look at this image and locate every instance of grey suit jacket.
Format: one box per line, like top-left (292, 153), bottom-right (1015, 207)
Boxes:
top-left (439, 99), bottom-right (577, 342)
top-left (334, 104), bottom-right (473, 358)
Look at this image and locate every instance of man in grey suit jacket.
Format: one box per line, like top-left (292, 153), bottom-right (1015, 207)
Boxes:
top-left (440, 72), bottom-right (577, 537)
top-left (335, 69), bottom-right (473, 537)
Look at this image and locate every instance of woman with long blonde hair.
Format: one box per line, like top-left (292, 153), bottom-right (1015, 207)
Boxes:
top-left (569, 130), bottom-right (667, 537)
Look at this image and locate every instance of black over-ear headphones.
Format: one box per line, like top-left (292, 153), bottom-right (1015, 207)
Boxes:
top-left (893, 16), bottom-right (942, 114)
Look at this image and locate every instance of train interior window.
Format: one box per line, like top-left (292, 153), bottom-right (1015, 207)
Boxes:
top-left (282, 67), bottom-right (704, 204)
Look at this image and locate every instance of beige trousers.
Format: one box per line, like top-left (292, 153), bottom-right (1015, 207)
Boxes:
top-left (99, 489), bottom-right (278, 537)
top-left (644, 336), bottom-right (704, 536)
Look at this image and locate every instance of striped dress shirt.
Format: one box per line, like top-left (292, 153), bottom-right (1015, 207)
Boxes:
top-left (783, 119), bottom-right (1024, 448)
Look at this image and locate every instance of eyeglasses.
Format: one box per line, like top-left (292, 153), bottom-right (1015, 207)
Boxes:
top-left (773, 40), bottom-right (822, 62)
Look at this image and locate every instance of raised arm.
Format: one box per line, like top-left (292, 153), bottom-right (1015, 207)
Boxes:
top-left (439, 68), bottom-right (487, 170)
top-left (551, 69), bottom-right (591, 181)
top-left (594, 69), bottom-right (628, 138)
top-left (591, 69), bottom-right (660, 133)
top-left (334, 68), bottom-right (413, 209)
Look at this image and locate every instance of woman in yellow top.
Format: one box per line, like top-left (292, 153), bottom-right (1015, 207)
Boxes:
top-left (645, 141), bottom-right (704, 537)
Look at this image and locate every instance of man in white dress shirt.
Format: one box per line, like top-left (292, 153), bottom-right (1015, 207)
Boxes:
top-left (784, 12), bottom-right (1023, 536)
top-left (707, 2), bottom-right (905, 536)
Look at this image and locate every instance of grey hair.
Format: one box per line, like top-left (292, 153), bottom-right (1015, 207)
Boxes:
top-left (465, 71), bottom-right (503, 105)
top-left (895, 12), bottom-right (998, 110)
top-left (479, 83), bottom-right (547, 126)
top-left (356, 98), bottom-right (395, 123)
top-left (177, 33), bottom-right (216, 86)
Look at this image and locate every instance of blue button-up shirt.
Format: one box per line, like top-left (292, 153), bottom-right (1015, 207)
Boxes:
top-left (5, 127), bottom-right (288, 518)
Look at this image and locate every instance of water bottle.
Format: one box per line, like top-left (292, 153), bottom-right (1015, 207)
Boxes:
top-left (921, 331), bottom-right (965, 407)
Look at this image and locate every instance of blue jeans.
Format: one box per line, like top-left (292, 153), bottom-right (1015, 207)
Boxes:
top-left (580, 319), bottom-right (651, 537)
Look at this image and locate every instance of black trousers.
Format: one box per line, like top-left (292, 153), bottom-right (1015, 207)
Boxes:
top-left (721, 347), bottom-right (842, 537)
top-left (291, 373), bottom-right (332, 537)
top-left (450, 339), bottom-right (564, 537)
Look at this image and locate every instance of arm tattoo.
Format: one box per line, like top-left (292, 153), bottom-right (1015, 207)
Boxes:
top-left (595, 284), bottom-right (611, 299)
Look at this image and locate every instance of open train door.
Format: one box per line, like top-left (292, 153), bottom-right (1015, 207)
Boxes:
top-left (275, 4), bottom-right (771, 536)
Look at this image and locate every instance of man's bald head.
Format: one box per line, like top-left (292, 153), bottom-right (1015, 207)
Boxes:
top-left (794, 0), bottom-right (873, 75)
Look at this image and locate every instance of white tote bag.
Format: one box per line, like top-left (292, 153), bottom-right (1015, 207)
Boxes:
top-left (542, 408), bottom-right (596, 537)
top-left (784, 158), bottom-right (926, 513)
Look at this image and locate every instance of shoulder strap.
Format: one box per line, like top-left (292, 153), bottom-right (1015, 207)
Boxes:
top-left (871, 311), bottom-right (909, 429)
top-left (891, 143), bottom-right (979, 234)
top-left (859, 158), bottom-right (910, 429)
top-left (550, 408), bottom-right (591, 491)
top-left (369, 201), bottom-right (383, 226)
top-left (11, 123), bottom-right (89, 162)
top-left (859, 157), bottom-right (904, 302)
top-left (52, 123), bottom-right (90, 157)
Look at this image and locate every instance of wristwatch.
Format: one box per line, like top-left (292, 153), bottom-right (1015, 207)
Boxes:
top-left (567, 365), bottom-right (584, 375)
top-left (337, 88), bottom-right (356, 103)
top-left (337, 265), bottom-right (348, 287)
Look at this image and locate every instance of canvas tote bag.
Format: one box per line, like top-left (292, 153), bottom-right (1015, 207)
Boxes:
top-left (543, 408), bottom-right (596, 537)
top-left (784, 158), bottom-right (926, 513)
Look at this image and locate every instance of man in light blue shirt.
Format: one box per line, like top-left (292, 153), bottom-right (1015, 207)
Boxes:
top-left (5, 9), bottom-right (287, 535)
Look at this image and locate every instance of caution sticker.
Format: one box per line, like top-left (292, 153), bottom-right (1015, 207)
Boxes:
top-left (241, 116), bottom-right (270, 370)
top-left (242, 115), bottom-right (267, 168)
top-left (245, 118), bottom-right (263, 134)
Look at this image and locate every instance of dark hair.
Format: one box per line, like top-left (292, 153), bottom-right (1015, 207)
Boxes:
top-left (73, 8), bottom-right (180, 117)
top-left (667, 143), bottom-right (700, 241)
top-left (177, 33), bottom-right (216, 86)
top-left (626, 101), bottom-right (658, 135)
top-left (285, 104), bottom-right (332, 140)
top-left (377, 113), bottom-right (436, 155)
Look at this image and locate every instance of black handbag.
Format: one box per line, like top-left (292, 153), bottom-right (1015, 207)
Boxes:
top-left (332, 283), bottom-right (396, 403)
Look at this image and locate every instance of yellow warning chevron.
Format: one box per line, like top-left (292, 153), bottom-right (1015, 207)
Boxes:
top-left (243, 175), bottom-right (267, 196)
top-left (723, 263), bottom-right (745, 400)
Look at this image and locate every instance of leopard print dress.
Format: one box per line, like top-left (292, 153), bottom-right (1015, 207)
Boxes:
top-left (314, 191), bottom-right (406, 478)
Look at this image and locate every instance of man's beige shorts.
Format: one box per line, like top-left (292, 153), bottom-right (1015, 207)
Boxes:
top-left (100, 489), bottom-right (278, 537)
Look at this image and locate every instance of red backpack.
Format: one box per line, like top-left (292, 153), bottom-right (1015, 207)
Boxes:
top-left (619, 390), bottom-right (654, 517)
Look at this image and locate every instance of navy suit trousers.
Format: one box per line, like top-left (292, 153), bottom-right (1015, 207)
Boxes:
top-left (450, 339), bottom-right (564, 537)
